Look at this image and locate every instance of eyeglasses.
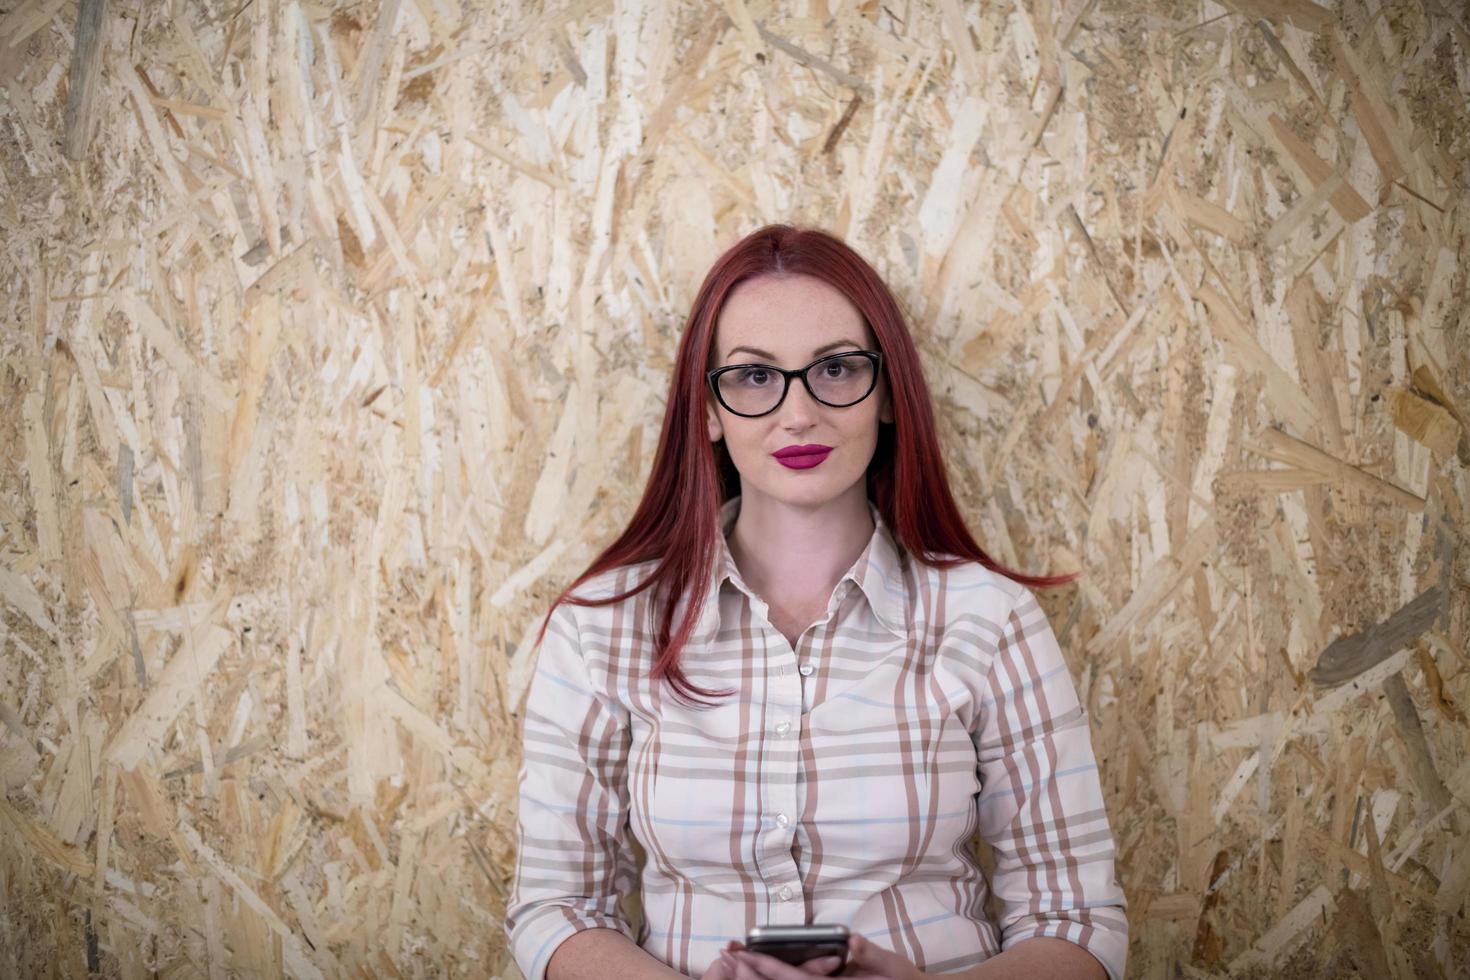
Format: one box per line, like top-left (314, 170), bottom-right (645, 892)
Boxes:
top-left (706, 350), bottom-right (884, 418)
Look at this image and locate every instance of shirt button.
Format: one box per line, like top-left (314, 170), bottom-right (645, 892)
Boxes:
top-left (775, 813), bottom-right (789, 828)
top-left (774, 721), bottom-right (791, 736)
top-left (778, 885), bottom-right (793, 901)
top-left (799, 663), bottom-right (814, 676)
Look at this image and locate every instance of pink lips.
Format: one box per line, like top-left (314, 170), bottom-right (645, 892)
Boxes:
top-left (773, 444), bottom-right (832, 469)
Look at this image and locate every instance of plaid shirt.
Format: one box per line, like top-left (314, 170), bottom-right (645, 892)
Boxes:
top-left (506, 496), bottom-right (1127, 979)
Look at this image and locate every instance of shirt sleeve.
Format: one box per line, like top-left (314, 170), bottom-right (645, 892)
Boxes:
top-left (503, 602), bottom-right (640, 980)
top-left (972, 586), bottom-right (1129, 980)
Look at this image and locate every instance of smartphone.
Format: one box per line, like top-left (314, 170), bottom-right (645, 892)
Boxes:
top-left (744, 924), bottom-right (849, 969)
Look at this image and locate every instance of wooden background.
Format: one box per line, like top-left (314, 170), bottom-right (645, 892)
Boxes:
top-left (0, 0), bottom-right (1466, 976)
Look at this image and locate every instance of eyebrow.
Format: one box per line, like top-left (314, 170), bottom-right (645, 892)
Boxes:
top-left (725, 339), bottom-right (863, 363)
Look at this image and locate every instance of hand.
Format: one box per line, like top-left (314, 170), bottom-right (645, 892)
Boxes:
top-left (714, 933), bottom-right (927, 980)
top-left (834, 934), bottom-right (928, 979)
top-left (698, 939), bottom-right (844, 979)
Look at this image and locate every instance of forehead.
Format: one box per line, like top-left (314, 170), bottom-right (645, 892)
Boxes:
top-left (715, 274), bottom-right (870, 358)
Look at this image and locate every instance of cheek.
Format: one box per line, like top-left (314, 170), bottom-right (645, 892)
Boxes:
top-left (723, 424), bottom-right (761, 460)
top-left (844, 413), bottom-right (882, 445)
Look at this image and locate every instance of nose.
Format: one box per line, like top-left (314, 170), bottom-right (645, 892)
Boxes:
top-left (774, 373), bottom-right (822, 427)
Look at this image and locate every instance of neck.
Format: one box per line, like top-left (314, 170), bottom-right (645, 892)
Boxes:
top-left (725, 486), bottom-right (874, 600)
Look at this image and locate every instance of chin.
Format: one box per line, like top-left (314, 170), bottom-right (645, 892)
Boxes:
top-left (764, 470), bottom-right (863, 504)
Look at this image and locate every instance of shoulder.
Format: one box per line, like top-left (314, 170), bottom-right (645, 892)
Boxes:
top-left (917, 557), bottom-right (1032, 635)
top-left (551, 560), bottom-right (664, 651)
top-left (562, 559), bottom-right (661, 608)
top-left (535, 560), bottom-right (662, 702)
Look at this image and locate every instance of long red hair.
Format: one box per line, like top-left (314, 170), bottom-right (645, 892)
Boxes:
top-left (533, 224), bottom-right (1080, 707)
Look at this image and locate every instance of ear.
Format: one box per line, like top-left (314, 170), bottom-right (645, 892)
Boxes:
top-left (879, 383), bottom-right (895, 425)
top-left (706, 394), bottom-right (724, 442)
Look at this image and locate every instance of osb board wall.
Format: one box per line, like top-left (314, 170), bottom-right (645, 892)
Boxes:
top-left (0, 0), bottom-right (1465, 976)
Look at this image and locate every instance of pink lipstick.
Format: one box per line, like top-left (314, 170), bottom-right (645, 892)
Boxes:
top-left (773, 444), bottom-right (832, 469)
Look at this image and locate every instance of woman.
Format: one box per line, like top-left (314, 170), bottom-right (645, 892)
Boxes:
top-left (504, 225), bottom-right (1127, 980)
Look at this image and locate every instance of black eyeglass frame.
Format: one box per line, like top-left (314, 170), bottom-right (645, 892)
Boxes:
top-left (705, 350), bottom-right (885, 419)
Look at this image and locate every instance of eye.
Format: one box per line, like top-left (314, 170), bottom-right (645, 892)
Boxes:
top-left (735, 367), bottom-right (773, 386)
top-left (821, 361), bottom-right (849, 378)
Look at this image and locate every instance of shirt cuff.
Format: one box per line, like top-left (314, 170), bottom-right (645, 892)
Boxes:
top-left (506, 907), bottom-right (637, 980)
top-left (1000, 911), bottom-right (1128, 980)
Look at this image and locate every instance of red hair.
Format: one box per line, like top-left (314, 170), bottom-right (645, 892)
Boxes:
top-left (534, 224), bottom-right (1080, 707)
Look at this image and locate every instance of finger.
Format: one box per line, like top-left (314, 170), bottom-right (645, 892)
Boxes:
top-left (797, 954), bottom-right (844, 975)
top-left (704, 953), bottom-right (731, 980)
top-left (732, 953), bottom-right (768, 980)
top-left (846, 934), bottom-right (915, 979)
top-left (734, 949), bottom-right (826, 980)
top-left (716, 950), bottom-right (744, 979)
top-left (720, 950), bottom-right (752, 980)
top-left (729, 952), bottom-right (764, 980)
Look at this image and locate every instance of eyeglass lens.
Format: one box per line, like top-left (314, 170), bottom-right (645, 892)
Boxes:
top-left (717, 354), bottom-right (876, 416)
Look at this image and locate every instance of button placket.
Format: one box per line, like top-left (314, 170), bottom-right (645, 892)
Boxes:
top-left (760, 640), bottom-right (803, 914)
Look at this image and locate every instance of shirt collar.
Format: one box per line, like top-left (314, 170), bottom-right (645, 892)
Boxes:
top-left (691, 494), bottom-right (908, 643)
